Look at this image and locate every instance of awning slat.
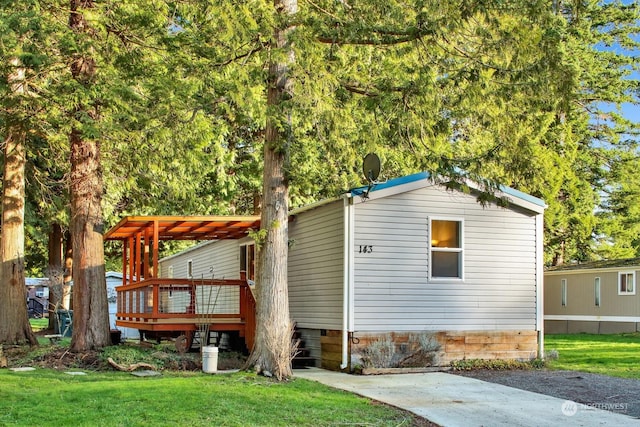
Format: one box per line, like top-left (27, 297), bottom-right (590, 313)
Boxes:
top-left (104, 215), bottom-right (261, 241)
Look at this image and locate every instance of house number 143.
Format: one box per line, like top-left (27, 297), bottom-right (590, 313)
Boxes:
top-left (358, 245), bottom-right (373, 253)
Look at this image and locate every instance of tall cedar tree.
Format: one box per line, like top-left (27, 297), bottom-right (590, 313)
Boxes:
top-left (246, 0), bottom-right (297, 380)
top-left (68, 0), bottom-right (110, 351)
top-left (0, 59), bottom-right (37, 345)
top-left (0, 1), bottom-right (56, 345)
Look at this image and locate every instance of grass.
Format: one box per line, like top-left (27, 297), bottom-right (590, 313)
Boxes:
top-left (0, 369), bottom-right (421, 426)
top-left (4, 329), bottom-right (421, 426)
top-left (545, 333), bottom-right (640, 379)
top-left (29, 318), bottom-right (49, 332)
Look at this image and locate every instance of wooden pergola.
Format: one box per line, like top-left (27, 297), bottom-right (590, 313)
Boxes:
top-left (104, 215), bottom-right (261, 284)
top-left (104, 215), bottom-right (261, 351)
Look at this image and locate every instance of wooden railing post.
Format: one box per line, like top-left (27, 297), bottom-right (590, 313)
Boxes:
top-left (152, 282), bottom-right (159, 317)
top-left (241, 284), bottom-right (256, 351)
top-left (240, 285), bottom-right (246, 320)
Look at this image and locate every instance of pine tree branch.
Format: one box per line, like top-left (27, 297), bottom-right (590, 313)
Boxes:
top-left (437, 34), bottom-right (523, 73)
top-left (316, 26), bottom-right (433, 46)
top-left (211, 41), bottom-right (268, 67)
top-left (303, 0), bottom-right (343, 21)
top-left (316, 34), bottom-right (419, 45)
top-left (342, 84), bottom-right (379, 97)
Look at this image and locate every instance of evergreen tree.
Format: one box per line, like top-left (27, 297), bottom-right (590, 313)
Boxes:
top-left (547, 0), bottom-right (639, 264)
top-left (67, 0), bottom-right (111, 351)
top-left (0, 0), bottom-right (63, 345)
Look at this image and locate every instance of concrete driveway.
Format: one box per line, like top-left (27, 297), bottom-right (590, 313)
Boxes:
top-left (294, 368), bottom-right (639, 426)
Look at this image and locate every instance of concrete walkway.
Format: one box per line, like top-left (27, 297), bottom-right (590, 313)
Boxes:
top-left (294, 368), bottom-right (640, 426)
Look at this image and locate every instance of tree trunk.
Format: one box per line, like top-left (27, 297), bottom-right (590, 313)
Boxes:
top-left (246, 0), bottom-right (297, 380)
top-left (0, 128), bottom-right (38, 345)
top-left (69, 0), bottom-right (110, 351)
top-left (47, 223), bottom-right (64, 330)
top-left (0, 56), bottom-right (37, 346)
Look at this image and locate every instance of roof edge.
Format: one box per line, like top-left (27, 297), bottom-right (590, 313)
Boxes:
top-left (349, 171), bottom-right (546, 212)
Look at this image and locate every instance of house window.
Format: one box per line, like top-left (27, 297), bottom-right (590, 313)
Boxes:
top-left (594, 277), bottom-right (601, 307)
top-left (619, 271), bottom-right (635, 295)
top-left (561, 279), bottom-right (567, 307)
top-left (240, 244), bottom-right (256, 281)
top-left (187, 260), bottom-right (193, 279)
top-left (429, 218), bottom-right (463, 280)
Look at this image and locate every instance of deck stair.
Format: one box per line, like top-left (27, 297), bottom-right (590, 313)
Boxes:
top-left (292, 324), bottom-right (315, 368)
top-left (191, 330), bottom-right (235, 350)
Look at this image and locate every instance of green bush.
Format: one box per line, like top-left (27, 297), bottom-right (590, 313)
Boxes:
top-left (450, 358), bottom-right (547, 371)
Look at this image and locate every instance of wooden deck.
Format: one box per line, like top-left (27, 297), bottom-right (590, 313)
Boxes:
top-left (115, 278), bottom-right (256, 351)
top-left (105, 216), bottom-right (261, 352)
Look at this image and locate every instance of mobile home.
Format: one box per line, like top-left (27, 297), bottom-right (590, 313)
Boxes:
top-left (158, 172), bottom-right (546, 369)
top-left (545, 258), bottom-right (640, 334)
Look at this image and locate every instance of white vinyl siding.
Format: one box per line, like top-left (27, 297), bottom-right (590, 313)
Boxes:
top-left (288, 202), bottom-right (344, 330)
top-left (159, 239), bottom-right (245, 313)
top-left (160, 240), bottom-right (241, 280)
top-left (352, 184), bottom-right (538, 332)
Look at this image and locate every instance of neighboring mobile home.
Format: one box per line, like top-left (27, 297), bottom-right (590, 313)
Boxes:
top-left (106, 272), bottom-right (139, 339)
top-left (158, 171), bottom-right (547, 370)
top-left (545, 258), bottom-right (640, 334)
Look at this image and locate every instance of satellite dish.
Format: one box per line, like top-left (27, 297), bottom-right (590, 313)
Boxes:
top-left (363, 153), bottom-right (381, 184)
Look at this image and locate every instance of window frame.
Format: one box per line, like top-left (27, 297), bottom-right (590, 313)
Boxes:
top-left (594, 277), bottom-right (601, 307)
top-left (239, 243), bottom-right (256, 281)
top-left (618, 271), bottom-right (636, 295)
top-left (187, 260), bottom-right (193, 279)
top-left (428, 217), bottom-right (464, 281)
top-left (561, 278), bottom-right (567, 307)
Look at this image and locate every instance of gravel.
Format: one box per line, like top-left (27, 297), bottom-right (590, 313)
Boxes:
top-left (454, 369), bottom-right (640, 419)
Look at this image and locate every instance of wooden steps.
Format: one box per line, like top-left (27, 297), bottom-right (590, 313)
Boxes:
top-left (292, 324), bottom-right (316, 369)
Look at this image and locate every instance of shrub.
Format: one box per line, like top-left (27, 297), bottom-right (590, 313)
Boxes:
top-left (450, 358), bottom-right (547, 371)
top-left (546, 349), bottom-right (559, 360)
top-left (361, 336), bottom-right (395, 368)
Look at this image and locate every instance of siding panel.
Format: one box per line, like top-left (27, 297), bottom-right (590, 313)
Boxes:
top-left (353, 184), bottom-right (538, 332)
top-left (158, 240), bottom-right (242, 313)
top-left (288, 202), bottom-right (344, 330)
top-left (545, 269), bottom-right (640, 318)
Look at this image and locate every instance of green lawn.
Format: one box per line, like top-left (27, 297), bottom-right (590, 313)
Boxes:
top-left (8, 323), bottom-right (421, 425)
top-left (0, 369), bottom-right (418, 426)
top-left (545, 333), bottom-right (640, 379)
top-left (29, 318), bottom-right (49, 332)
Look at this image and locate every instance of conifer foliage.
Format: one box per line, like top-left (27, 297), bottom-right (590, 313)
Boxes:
top-left (0, 1), bottom-right (637, 372)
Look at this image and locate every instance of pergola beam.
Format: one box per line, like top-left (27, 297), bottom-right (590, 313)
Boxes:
top-left (104, 215), bottom-right (261, 284)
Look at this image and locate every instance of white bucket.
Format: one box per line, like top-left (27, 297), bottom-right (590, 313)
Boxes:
top-left (202, 346), bottom-right (219, 373)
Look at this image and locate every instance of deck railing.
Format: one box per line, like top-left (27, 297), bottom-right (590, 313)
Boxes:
top-left (115, 278), bottom-right (256, 349)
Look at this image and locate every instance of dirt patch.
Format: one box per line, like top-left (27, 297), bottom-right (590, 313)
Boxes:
top-left (454, 369), bottom-right (640, 418)
top-left (4, 346), bottom-right (103, 370)
top-left (3, 343), bottom-right (247, 372)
